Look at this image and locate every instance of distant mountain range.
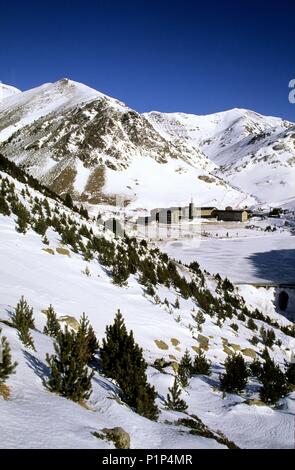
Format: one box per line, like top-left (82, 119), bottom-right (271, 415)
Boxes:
top-left (0, 79), bottom-right (294, 210)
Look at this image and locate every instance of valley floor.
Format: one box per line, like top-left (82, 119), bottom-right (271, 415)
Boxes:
top-left (159, 224), bottom-right (295, 285)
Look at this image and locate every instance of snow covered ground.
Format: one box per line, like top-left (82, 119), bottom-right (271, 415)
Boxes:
top-left (0, 83), bottom-right (21, 102)
top-left (1, 169), bottom-right (295, 449)
top-left (103, 155), bottom-right (256, 210)
top-left (145, 108), bottom-right (295, 207)
top-left (159, 220), bottom-right (295, 284)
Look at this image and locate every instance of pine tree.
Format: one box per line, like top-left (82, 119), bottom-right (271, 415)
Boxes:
top-left (12, 296), bottom-right (36, 350)
top-left (42, 235), bottom-right (50, 245)
top-left (177, 349), bottom-right (192, 387)
top-left (18, 324), bottom-right (35, 350)
top-left (259, 356), bottom-right (289, 404)
top-left (0, 195), bottom-right (11, 216)
top-left (33, 217), bottom-right (48, 236)
top-left (222, 277), bottom-right (234, 292)
top-left (165, 377), bottom-right (188, 411)
top-left (13, 296), bottom-right (35, 330)
top-left (195, 310), bottom-right (205, 332)
top-left (13, 201), bottom-right (30, 234)
top-left (43, 305), bottom-right (60, 338)
top-left (250, 335), bottom-right (259, 346)
top-left (0, 329), bottom-right (17, 384)
top-left (249, 359), bottom-right (262, 378)
top-left (192, 349), bottom-right (211, 376)
top-left (286, 361), bottom-right (295, 386)
top-left (100, 310), bottom-right (158, 420)
top-left (61, 225), bottom-right (79, 251)
top-left (261, 347), bottom-right (271, 362)
top-left (175, 297), bottom-right (180, 309)
top-left (112, 257), bottom-right (130, 286)
top-left (260, 326), bottom-right (276, 348)
top-left (46, 326), bottom-right (94, 402)
top-left (220, 354), bottom-right (249, 394)
top-left (247, 318), bottom-right (257, 331)
top-left (76, 313), bottom-right (98, 364)
top-left (64, 193), bottom-right (73, 209)
top-left (230, 322), bottom-right (239, 332)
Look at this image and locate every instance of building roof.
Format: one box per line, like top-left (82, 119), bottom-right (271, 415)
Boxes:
top-left (217, 209), bottom-right (248, 213)
top-left (199, 207), bottom-right (217, 210)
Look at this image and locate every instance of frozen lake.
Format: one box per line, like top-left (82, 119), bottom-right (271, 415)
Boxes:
top-left (160, 233), bottom-right (295, 284)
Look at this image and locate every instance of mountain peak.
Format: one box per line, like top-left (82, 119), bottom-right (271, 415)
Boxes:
top-left (0, 82), bottom-right (21, 101)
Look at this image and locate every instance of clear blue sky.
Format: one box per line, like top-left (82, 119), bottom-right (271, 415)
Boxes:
top-left (1, 0), bottom-right (295, 120)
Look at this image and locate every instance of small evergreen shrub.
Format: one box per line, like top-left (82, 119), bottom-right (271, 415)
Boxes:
top-left (43, 305), bottom-right (61, 338)
top-left (0, 328), bottom-right (17, 384)
top-left (177, 350), bottom-right (192, 387)
top-left (192, 349), bottom-right (211, 376)
top-left (165, 378), bottom-right (188, 411)
top-left (46, 326), bottom-right (94, 402)
top-left (220, 354), bottom-right (248, 394)
top-left (100, 310), bottom-right (158, 420)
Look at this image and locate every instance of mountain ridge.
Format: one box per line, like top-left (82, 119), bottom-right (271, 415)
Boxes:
top-left (0, 79), bottom-right (294, 209)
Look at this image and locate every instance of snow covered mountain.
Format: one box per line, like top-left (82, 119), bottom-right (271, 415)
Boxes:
top-left (0, 78), bottom-right (294, 209)
top-left (0, 79), bottom-right (257, 209)
top-left (0, 83), bottom-right (21, 102)
top-left (1, 156), bottom-right (295, 449)
top-left (145, 109), bottom-right (295, 207)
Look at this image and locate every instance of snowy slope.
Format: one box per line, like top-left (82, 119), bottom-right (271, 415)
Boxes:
top-left (0, 83), bottom-right (21, 102)
top-left (0, 80), bottom-right (256, 209)
top-left (103, 155), bottom-right (256, 210)
top-left (145, 109), bottom-right (290, 164)
top-left (0, 78), bottom-right (125, 142)
top-left (0, 164), bottom-right (295, 449)
top-left (145, 109), bottom-right (295, 206)
top-left (0, 79), bottom-right (294, 208)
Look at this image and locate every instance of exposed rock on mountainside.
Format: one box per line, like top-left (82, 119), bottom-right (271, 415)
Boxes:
top-left (0, 80), bottom-right (257, 208)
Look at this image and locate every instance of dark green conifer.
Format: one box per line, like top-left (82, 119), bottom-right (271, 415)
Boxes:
top-left (100, 310), bottom-right (158, 420)
top-left (260, 326), bottom-right (276, 348)
top-left (247, 318), bottom-right (257, 331)
top-left (33, 217), bottom-right (48, 236)
top-left (42, 235), bottom-right (50, 245)
top-left (13, 296), bottom-right (35, 329)
top-left (285, 361), bottom-right (295, 386)
top-left (43, 305), bottom-right (61, 338)
top-left (165, 377), bottom-right (188, 411)
top-left (220, 354), bottom-right (248, 394)
top-left (13, 296), bottom-right (36, 350)
top-left (177, 349), bottom-right (192, 387)
top-left (0, 328), bottom-right (17, 384)
top-left (46, 326), bottom-right (94, 402)
top-left (76, 313), bottom-right (98, 364)
top-left (0, 195), bottom-right (11, 216)
top-left (261, 347), bottom-right (271, 362)
top-left (64, 193), bottom-right (73, 209)
top-left (259, 356), bottom-right (289, 404)
top-left (249, 358), bottom-right (262, 378)
top-left (192, 349), bottom-right (211, 376)
top-left (112, 256), bottom-right (130, 286)
top-left (195, 310), bottom-right (205, 332)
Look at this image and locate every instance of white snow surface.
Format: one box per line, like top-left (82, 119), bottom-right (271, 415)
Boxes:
top-left (1, 79), bottom-right (294, 208)
top-left (0, 171), bottom-right (295, 449)
top-left (159, 221), bottom-right (295, 284)
top-left (145, 109), bottom-right (295, 206)
top-left (0, 83), bottom-right (21, 102)
top-left (0, 79), bottom-right (128, 142)
top-left (103, 155), bottom-right (256, 210)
